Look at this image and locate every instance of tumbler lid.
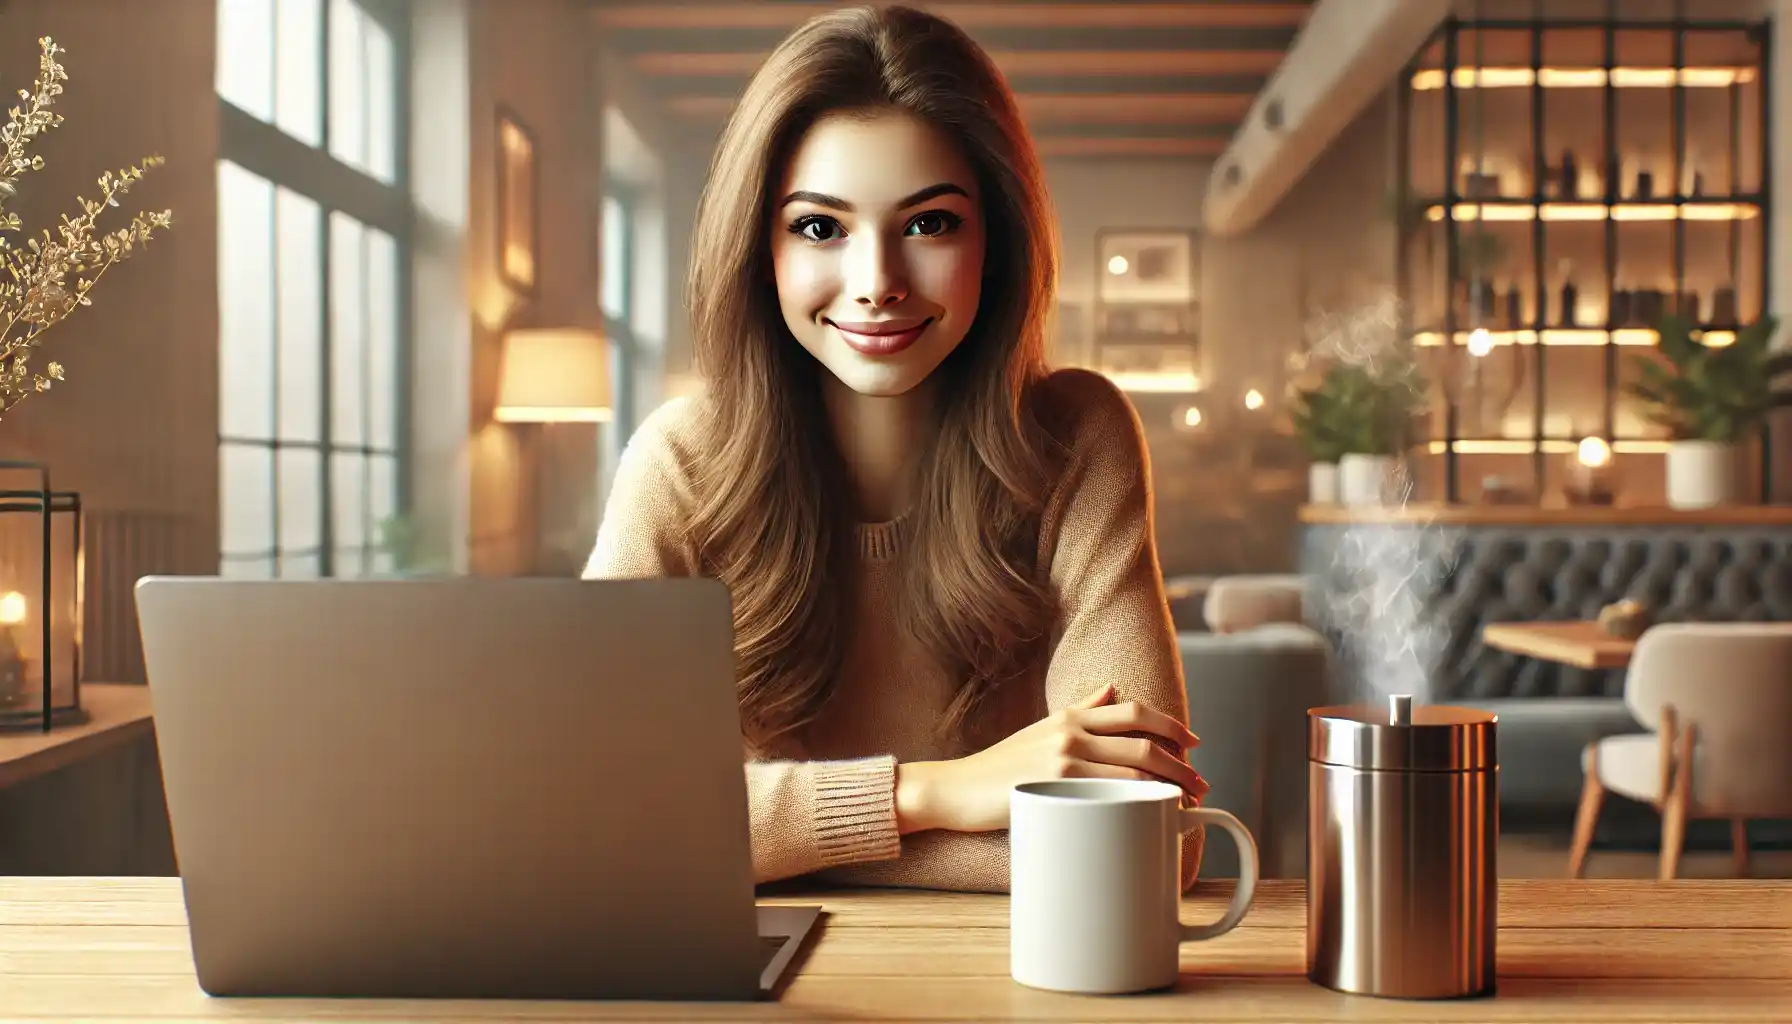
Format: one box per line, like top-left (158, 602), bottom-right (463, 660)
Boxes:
top-left (1307, 695), bottom-right (1496, 771)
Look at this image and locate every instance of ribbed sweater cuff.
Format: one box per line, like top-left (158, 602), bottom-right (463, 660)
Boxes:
top-left (810, 755), bottom-right (902, 869)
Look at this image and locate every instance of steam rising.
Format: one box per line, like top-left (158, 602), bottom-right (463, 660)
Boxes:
top-left (1300, 294), bottom-right (1463, 706)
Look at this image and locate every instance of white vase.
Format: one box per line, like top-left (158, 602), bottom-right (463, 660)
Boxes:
top-left (1308, 462), bottom-right (1340, 505)
top-left (1665, 440), bottom-right (1739, 509)
top-left (1339, 453), bottom-right (1395, 506)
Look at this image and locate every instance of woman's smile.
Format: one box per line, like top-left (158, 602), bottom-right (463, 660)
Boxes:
top-left (826, 316), bottom-right (934, 356)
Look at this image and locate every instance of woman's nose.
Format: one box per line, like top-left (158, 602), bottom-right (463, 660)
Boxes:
top-left (849, 235), bottom-right (908, 308)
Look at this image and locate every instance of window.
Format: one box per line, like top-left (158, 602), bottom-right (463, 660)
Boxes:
top-left (215, 0), bottom-right (410, 578)
top-left (600, 184), bottom-right (638, 443)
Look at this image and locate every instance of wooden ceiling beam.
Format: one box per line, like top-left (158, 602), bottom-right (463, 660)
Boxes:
top-left (644, 72), bottom-right (1267, 97)
top-left (665, 92), bottom-right (1253, 124)
top-left (1033, 136), bottom-right (1228, 158)
top-left (593, 3), bottom-right (1313, 32)
top-left (633, 49), bottom-right (1289, 78)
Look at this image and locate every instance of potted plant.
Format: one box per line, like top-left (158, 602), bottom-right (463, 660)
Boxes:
top-left (1289, 371), bottom-right (1350, 504)
top-left (1325, 356), bottom-right (1428, 506)
top-left (1622, 313), bottom-right (1791, 508)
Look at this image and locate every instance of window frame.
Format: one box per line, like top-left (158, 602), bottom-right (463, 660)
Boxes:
top-left (602, 174), bottom-right (641, 442)
top-left (216, 0), bottom-right (415, 578)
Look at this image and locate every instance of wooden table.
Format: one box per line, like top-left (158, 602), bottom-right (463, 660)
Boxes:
top-left (4, 877), bottom-right (1788, 1022)
top-left (1482, 621), bottom-right (1637, 670)
top-left (0, 682), bottom-right (154, 789)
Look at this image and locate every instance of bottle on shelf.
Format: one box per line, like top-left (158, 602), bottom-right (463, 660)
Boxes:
top-left (1557, 261), bottom-right (1578, 328)
top-left (1559, 149), bottom-right (1579, 200)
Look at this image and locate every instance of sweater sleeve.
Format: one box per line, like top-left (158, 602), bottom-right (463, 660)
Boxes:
top-left (581, 399), bottom-right (904, 884)
top-left (817, 371), bottom-right (1205, 893)
top-left (1032, 373), bottom-right (1205, 892)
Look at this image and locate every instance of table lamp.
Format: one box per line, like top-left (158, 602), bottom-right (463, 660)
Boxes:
top-left (494, 327), bottom-right (612, 424)
top-left (494, 327), bottom-right (612, 575)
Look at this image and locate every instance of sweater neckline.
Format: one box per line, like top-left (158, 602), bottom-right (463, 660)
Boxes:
top-left (854, 517), bottom-right (905, 563)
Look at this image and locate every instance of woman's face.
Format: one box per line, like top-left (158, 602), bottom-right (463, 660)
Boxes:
top-left (768, 109), bottom-right (986, 398)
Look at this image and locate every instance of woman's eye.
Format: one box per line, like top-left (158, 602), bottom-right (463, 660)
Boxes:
top-left (790, 216), bottom-right (843, 243)
top-left (905, 211), bottom-right (962, 237)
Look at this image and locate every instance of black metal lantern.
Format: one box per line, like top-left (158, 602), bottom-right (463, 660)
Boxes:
top-left (0, 460), bottom-right (84, 732)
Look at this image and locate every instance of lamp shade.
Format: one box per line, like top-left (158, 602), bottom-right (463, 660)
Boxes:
top-left (494, 327), bottom-right (612, 423)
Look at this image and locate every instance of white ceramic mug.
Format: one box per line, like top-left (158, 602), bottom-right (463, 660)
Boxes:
top-left (1009, 778), bottom-right (1259, 995)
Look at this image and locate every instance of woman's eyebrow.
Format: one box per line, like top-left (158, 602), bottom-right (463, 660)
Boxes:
top-left (779, 182), bottom-right (971, 212)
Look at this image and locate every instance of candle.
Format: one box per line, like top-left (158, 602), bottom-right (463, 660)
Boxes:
top-left (0, 590), bottom-right (25, 704)
top-left (1565, 437), bottom-right (1617, 505)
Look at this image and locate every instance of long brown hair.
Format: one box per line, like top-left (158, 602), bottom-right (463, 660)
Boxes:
top-left (685, 4), bottom-right (1064, 749)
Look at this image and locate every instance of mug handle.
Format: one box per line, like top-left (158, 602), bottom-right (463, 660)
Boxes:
top-left (1176, 806), bottom-right (1259, 942)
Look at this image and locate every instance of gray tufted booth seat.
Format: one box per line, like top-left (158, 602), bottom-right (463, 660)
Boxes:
top-left (1300, 522), bottom-right (1792, 810)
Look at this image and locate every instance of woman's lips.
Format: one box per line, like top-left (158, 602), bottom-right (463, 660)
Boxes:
top-left (827, 317), bottom-right (933, 356)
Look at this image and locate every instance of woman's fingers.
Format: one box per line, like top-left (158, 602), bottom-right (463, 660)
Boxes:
top-left (1075, 700), bottom-right (1200, 750)
top-left (1071, 683), bottom-right (1116, 710)
top-left (1063, 759), bottom-right (1152, 782)
top-left (1074, 733), bottom-right (1209, 800)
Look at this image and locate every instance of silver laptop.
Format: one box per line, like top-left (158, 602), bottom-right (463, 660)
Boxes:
top-left (134, 575), bottom-right (821, 1001)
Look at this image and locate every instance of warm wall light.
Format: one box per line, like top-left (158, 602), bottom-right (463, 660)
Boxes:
top-left (494, 327), bottom-right (613, 423)
top-left (1243, 388), bottom-right (1265, 410)
top-left (1107, 254), bottom-right (1129, 275)
top-left (1411, 66), bottom-right (1756, 90)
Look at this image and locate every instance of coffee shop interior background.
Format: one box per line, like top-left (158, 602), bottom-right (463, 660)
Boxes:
top-left (0, 0), bottom-right (1786, 881)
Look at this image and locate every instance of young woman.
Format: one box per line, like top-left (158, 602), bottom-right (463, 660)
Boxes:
top-left (584, 4), bottom-right (1209, 893)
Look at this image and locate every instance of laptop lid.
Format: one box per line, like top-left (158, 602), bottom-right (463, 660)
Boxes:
top-left (135, 575), bottom-right (767, 1001)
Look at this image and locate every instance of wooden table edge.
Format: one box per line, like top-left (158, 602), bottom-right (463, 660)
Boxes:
top-left (1481, 622), bottom-right (1635, 670)
top-left (0, 681), bottom-right (155, 789)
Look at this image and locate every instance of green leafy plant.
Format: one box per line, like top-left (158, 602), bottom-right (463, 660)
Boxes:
top-left (1622, 314), bottom-right (1792, 443)
top-left (375, 513), bottom-right (450, 575)
top-left (1289, 373), bottom-right (1351, 463)
top-left (1307, 357), bottom-right (1428, 457)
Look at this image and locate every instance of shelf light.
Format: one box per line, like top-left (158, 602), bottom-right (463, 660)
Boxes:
top-left (1104, 370), bottom-right (1203, 394)
top-left (1426, 439), bottom-right (1673, 455)
top-left (1426, 202), bottom-right (1758, 222)
top-left (1410, 66), bottom-right (1756, 91)
top-left (1413, 329), bottom-right (1736, 348)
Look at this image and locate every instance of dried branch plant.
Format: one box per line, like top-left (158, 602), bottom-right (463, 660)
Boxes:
top-left (0, 36), bottom-right (172, 419)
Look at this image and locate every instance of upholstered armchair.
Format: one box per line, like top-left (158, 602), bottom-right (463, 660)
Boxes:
top-left (1568, 623), bottom-right (1792, 880)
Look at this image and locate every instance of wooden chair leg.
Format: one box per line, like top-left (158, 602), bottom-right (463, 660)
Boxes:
top-left (1731, 819), bottom-right (1750, 878)
top-left (1568, 743), bottom-right (1605, 878)
top-left (1659, 719), bottom-right (1696, 882)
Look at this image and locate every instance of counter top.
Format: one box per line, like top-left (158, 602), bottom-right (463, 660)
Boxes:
top-left (0, 682), bottom-right (153, 789)
top-left (1299, 502), bottom-right (1792, 527)
top-left (3, 876), bottom-right (1787, 1021)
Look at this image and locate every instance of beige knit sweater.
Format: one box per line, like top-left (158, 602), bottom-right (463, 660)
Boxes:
top-left (583, 368), bottom-right (1204, 894)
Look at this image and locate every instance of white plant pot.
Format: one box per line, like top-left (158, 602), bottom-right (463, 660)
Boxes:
top-left (1665, 440), bottom-right (1739, 509)
top-left (1308, 462), bottom-right (1340, 505)
top-left (1339, 454), bottom-right (1395, 506)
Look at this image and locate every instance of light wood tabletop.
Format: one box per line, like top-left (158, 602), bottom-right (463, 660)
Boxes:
top-left (3, 876), bottom-right (1788, 1022)
top-left (1482, 621), bottom-right (1638, 670)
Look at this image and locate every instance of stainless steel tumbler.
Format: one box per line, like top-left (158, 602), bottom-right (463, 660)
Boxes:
top-left (1306, 694), bottom-right (1498, 1000)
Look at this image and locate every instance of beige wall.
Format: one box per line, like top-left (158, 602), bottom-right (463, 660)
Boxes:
top-left (460, 0), bottom-right (606, 576)
top-left (1037, 97), bottom-right (1399, 577)
top-left (0, 0), bottom-right (219, 566)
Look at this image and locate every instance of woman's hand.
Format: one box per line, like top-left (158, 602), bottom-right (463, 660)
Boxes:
top-left (894, 683), bottom-right (1209, 834)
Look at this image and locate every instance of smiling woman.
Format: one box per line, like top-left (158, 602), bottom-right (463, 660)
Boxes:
top-left (583, 4), bottom-right (1208, 894)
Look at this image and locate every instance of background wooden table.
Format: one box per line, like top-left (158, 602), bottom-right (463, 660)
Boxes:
top-left (3, 877), bottom-right (1788, 1022)
top-left (1482, 621), bottom-right (1637, 669)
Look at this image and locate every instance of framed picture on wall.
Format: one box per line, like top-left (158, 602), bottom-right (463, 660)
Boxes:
top-left (496, 107), bottom-right (538, 295)
top-left (1096, 228), bottom-right (1198, 306)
